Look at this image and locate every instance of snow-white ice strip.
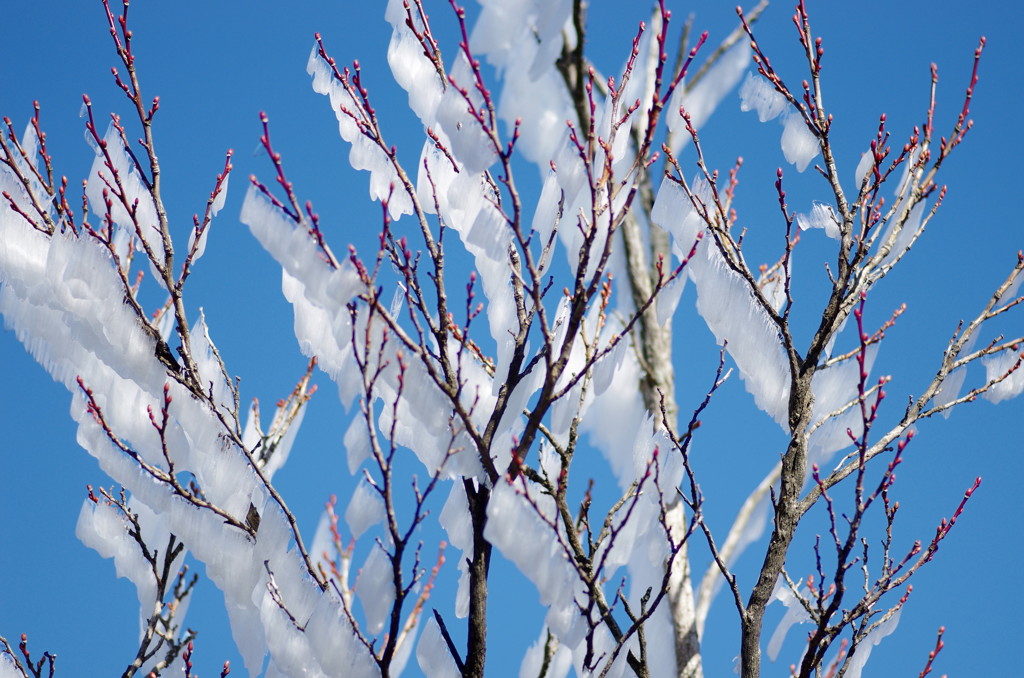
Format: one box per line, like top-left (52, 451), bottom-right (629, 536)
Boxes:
top-left (668, 42), bottom-right (750, 154)
top-left (652, 178), bottom-right (792, 426)
top-left (306, 43), bottom-right (413, 219)
top-left (416, 614), bottom-right (462, 678)
top-left (739, 72), bottom-right (820, 172)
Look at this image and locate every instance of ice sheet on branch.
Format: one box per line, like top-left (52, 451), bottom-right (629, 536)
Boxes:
top-left (0, 220), bottom-right (359, 678)
top-left (372, 337), bottom-right (489, 480)
top-left (424, 160), bottom-right (520, 386)
top-left (71, 381), bottom-right (362, 677)
top-left (385, 0), bottom-right (445, 125)
top-left (345, 479), bottom-right (386, 539)
top-left (191, 309), bottom-right (234, 417)
top-left (438, 481), bottom-right (484, 619)
top-left (485, 479), bottom-right (638, 675)
top-left (781, 113), bottom-right (819, 172)
top-left (548, 140), bottom-right (594, 277)
top-left (470, 0), bottom-right (574, 168)
top-left (933, 333), bottom-right (978, 416)
top-left (1, 118), bottom-right (377, 678)
top-left (85, 124), bottom-right (163, 270)
top-left (485, 480), bottom-right (575, 618)
top-left (436, 54), bottom-right (498, 174)
top-left (843, 609), bottom-right (901, 678)
top-left (0, 228), bottom-right (166, 406)
top-left (854, 151), bottom-right (873, 189)
top-left (795, 201), bottom-right (840, 240)
top-left (519, 627), bottom-right (572, 678)
top-left (739, 72), bottom-right (788, 123)
top-left (738, 73), bottom-right (819, 172)
top-left (0, 656), bottom-right (22, 678)
top-left (653, 179), bottom-right (791, 426)
top-left (306, 45), bottom-right (413, 220)
top-left (416, 615), bottom-right (461, 678)
top-left (186, 172), bottom-right (226, 265)
top-left (807, 344), bottom-right (879, 467)
top-left (766, 578), bottom-right (812, 661)
top-left (548, 299), bottom-right (624, 447)
top-left (878, 199), bottom-right (925, 266)
top-left (356, 542), bottom-right (396, 634)
top-left (578, 339), bottom-right (648, 485)
top-left (258, 552), bottom-right (380, 678)
top-left (668, 42), bottom-right (751, 155)
top-left (313, 586), bottom-right (382, 676)
top-left (75, 497), bottom-right (169, 637)
top-left (0, 122), bottom-right (46, 212)
top-left (241, 185), bottom-right (363, 407)
top-left (982, 349), bottom-right (1024, 403)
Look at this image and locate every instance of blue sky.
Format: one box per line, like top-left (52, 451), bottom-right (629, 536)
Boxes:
top-left (1, 1), bottom-right (1021, 676)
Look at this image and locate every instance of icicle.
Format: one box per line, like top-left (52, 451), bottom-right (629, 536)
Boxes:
top-left (996, 270), bottom-right (1024, 311)
top-left (591, 332), bottom-right (628, 396)
top-left (497, 45), bottom-right (573, 166)
top-left (226, 601), bottom-right (270, 677)
top-left (242, 185), bottom-right (362, 312)
top-left (259, 587), bottom-right (329, 678)
top-left (529, 0), bottom-right (572, 80)
top-left (187, 172), bottom-right (226, 265)
top-left (695, 247), bottom-right (791, 425)
top-left (756, 254), bottom-right (790, 314)
top-left (650, 177), bottom-right (708, 258)
top-left (738, 73), bottom-right (819, 172)
top-left (468, 0), bottom-right (574, 168)
top-left (579, 349), bottom-right (647, 487)
top-left (470, 0), bottom-right (532, 61)
top-left (259, 396), bottom-right (307, 482)
top-left (629, 415), bottom-right (683, 508)
top-left (532, 169), bottom-right (562, 255)
top-left (626, 554), bottom-right (677, 676)
top-left (807, 344), bottom-right (879, 468)
top-left (438, 482), bottom-right (474, 618)
top-left (464, 202), bottom-right (518, 374)
top-left (417, 135), bottom-right (459, 216)
top-left (389, 616), bottom-right (418, 677)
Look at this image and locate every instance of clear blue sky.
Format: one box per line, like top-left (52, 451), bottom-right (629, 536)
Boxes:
top-left (1, 1), bottom-right (1021, 676)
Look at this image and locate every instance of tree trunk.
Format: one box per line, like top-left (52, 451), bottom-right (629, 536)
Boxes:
top-left (621, 213), bottom-right (704, 678)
